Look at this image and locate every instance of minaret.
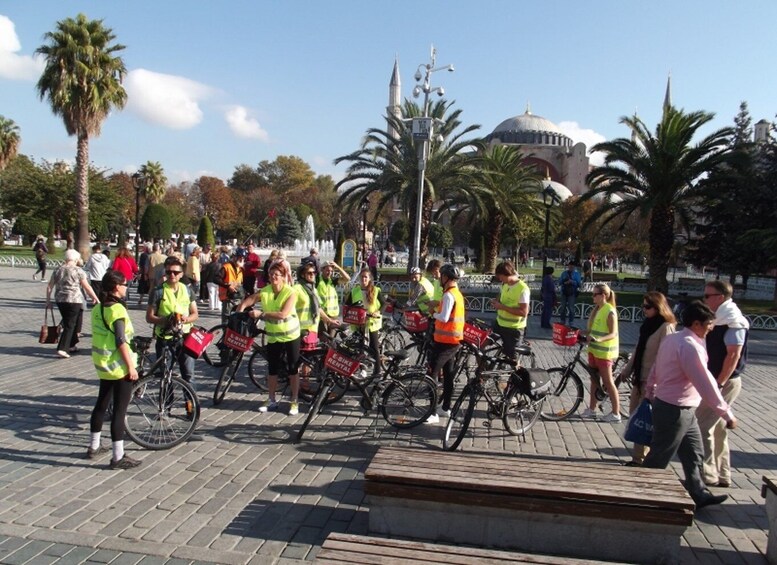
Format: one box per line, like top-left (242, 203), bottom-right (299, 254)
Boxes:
top-left (663, 73), bottom-right (672, 116)
top-left (387, 57), bottom-right (401, 142)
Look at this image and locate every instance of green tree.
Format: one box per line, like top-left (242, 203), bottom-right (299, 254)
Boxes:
top-left (140, 203), bottom-right (171, 241)
top-left (276, 208), bottom-right (302, 246)
top-left (0, 115), bottom-right (20, 171)
top-left (197, 216), bottom-right (216, 249)
top-left (35, 13), bottom-right (127, 257)
top-left (582, 106), bottom-right (733, 293)
top-left (139, 161), bottom-right (167, 203)
top-left (390, 219), bottom-right (409, 248)
top-left (335, 99), bottom-right (481, 271)
top-left (427, 223), bottom-right (453, 253)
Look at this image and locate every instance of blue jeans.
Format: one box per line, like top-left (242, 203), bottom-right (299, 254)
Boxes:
top-left (560, 295), bottom-right (576, 325)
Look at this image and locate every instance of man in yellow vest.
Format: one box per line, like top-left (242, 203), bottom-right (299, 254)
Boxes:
top-left (423, 259), bottom-right (443, 313)
top-left (491, 260), bottom-right (530, 363)
top-left (316, 260), bottom-right (348, 336)
top-left (146, 256), bottom-right (198, 391)
top-left (426, 264), bottom-right (465, 424)
top-left (406, 267), bottom-right (435, 315)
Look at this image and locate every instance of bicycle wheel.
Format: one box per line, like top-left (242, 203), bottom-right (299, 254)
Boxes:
top-left (517, 351), bottom-right (538, 369)
top-left (213, 351), bottom-right (241, 405)
top-left (381, 371), bottom-right (437, 429)
top-left (443, 385), bottom-right (477, 451)
top-left (125, 375), bottom-right (199, 450)
top-left (380, 329), bottom-right (407, 354)
top-left (597, 365), bottom-right (632, 418)
top-left (295, 377), bottom-right (334, 443)
top-left (202, 324), bottom-right (228, 367)
top-left (247, 345), bottom-right (269, 391)
top-left (503, 388), bottom-right (543, 436)
top-left (540, 367), bottom-right (584, 421)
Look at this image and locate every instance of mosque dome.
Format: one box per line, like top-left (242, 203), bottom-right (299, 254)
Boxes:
top-left (543, 180), bottom-right (574, 202)
top-left (487, 109), bottom-right (573, 148)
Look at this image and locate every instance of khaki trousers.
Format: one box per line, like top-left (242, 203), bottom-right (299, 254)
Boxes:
top-left (696, 377), bottom-right (742, 484)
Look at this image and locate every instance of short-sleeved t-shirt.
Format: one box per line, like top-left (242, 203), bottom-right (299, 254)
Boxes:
top-left (50, 264), bottom-right (87, 303)
top-left (725, 327), bottom-right (747, 347)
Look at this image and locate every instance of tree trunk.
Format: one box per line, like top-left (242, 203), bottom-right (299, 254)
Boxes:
top-left (647, 205), bottom-right (674, 294)
top-left (75, 134), bottom-right (91, 258)
top-left (483, 213), bottom-right (503, 274)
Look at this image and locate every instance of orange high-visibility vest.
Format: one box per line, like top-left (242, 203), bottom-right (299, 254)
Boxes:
top-left (218, 263), bottom-right (243, 301)
top-left (434, 286), bottom-right (465, 344)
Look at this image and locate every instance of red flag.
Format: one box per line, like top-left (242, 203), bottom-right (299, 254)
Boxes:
top-left (268, 208), bottom-right (276, 219)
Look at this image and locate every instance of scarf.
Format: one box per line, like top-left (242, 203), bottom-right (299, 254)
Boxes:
top-left (300, 280), bottom-right (320, 320)
top-left (714, 299), bottom-right (750, 329)
top-left (633, 314), bottom-right (666, 385)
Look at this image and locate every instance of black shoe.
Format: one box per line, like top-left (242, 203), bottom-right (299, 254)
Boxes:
top-left (694, 493), bottom-right (728, 509)
top-left (86, 445), bottom-right (110, 459)
top-left (110, 455), bottom-right (142, 470)
top-left (622, 460), bottom-right (641, 467)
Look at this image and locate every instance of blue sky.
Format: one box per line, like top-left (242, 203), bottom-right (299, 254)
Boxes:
top-left (1, 1), bottom-right (775, 185)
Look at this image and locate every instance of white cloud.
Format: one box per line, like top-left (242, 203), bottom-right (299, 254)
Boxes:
top-left (557, 121), bottom-right (607, 166)
top-left (0, 15), bottom-right (44, 80)
top-left (124, 68), bottom-right (214, 129)
top-left (224, 105), bottom-right (268, 141)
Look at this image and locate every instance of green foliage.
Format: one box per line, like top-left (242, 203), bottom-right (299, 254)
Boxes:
top-left (427, 223), bottom-right (453, 251)
top-left (140, 161), bottom-right (167, 203)
top-left (276, 208), bottom-right (303, 246)
top-left (140, 203), bottom-right (171, 241)
top-left (390, 219), bottom-right (409, 248)
top-left (12, 214), bottom-right (49, 244)
top-left (0, 115), bottom-right (21, 171)
top-left (197, 216), bottom-right (216, 248)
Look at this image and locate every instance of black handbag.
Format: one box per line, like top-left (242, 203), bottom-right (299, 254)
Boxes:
top-left (39, 305), bottom-right (60, 344)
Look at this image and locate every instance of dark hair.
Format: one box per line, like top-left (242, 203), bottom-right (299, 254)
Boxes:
top-left (100, 269), bottom-right (127, 304)
top-left (495, 261), bottom-right (517, 277)
top-left (425, 259), bottom-right (442, 272)
top-left (544, 266), bottom-right (555, 276)
top-left (681, 300), bottom-right (715, 328)
top-left (164, 255), bottom-right (184, 269)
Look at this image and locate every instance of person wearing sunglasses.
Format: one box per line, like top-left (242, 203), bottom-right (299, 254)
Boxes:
top-left (618, 291), bottom-right (676, 465)
top-left (146, 256), bottom-right (198, 390)
top-left (581, 283), bottom-right (621, 422)
top-left (697, 280), bottom-right (749, 488)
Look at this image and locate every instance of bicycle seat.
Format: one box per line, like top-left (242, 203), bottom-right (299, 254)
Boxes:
top-left (516, 343), bottom-right (532, 356)
top-left (383, 350), bottom-right (409, 361)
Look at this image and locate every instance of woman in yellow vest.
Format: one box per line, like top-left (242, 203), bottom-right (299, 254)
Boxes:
top-left (239, 260), bottom-right (301, 416)
top-left (344, 268), bottom-right (384, 370)
top-left (89, 270), bottom-right (141, 470)
top-left (316, 261), bottom-right (348, 337)
top-left (426, 264), bottom-right (466, 424)
top-left (491, 260), bottom-right (530, 362)
top-left (582, 283), bottom-right (621, 422)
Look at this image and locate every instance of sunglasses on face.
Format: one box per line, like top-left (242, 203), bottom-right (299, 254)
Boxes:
top-left (642, 303), bottom-right (654, 309)
top-left (166, 270), bottom-right (182, 276)
top-left (117, 282), bottom-right (128, 287)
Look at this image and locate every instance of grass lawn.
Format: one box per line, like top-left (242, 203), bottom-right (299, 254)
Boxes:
top-left (0, 245), bottom-right (66, 260)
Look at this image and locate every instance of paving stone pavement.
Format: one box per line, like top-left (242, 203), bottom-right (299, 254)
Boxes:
top-left (0, 265), bottom-right (776, 564)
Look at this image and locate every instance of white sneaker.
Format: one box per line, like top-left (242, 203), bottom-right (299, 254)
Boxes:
top-left (288, 402), bottom-right (299, 416)
top-left (56, 350), bottom-right (70, 359)
top-left (258, 400), bottom-right (278, 413)
top-left (579, 408), bottom-right (597, 419)
top-left (425, 413), bottom-right (440, 424)
top-left (601, 412), bottom-right (622, 423)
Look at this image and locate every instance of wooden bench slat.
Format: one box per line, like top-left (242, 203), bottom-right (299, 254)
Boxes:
top-left (319, 533), bottom-right (627, 564)
top-left (365, 464), bottom-right (692, 511)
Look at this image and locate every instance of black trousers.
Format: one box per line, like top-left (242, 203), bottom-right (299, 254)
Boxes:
top-left (56, 302), bottom-right (83, 352)
top-left (90, 378), bottom-right (133, 441)
top-left (430, 342), bottom-right (460, 411)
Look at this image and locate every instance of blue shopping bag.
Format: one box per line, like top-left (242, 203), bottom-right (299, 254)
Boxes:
top-left (624, 399), bottom-right (653, 445)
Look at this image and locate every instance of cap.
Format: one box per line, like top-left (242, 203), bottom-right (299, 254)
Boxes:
top-left (321, 261), bottom-right (332, 268)
top-left (234, 248), bottom-right (247, 259)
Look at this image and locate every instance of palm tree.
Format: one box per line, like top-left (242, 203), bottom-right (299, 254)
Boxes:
top-left (0, 116), bottom-right (21, 171)
top-left (335, 99), bottom-right (481, 269)
top-left (140, 161), bottom-right (168, 203)
top-left (35, 13), bottom-right (127, 257)
top-left (582, 107), bottom-right (733, 293)
top-left (460, 145), bottom-right (544, 272)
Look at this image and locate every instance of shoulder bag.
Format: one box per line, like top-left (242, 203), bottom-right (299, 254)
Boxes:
top-left (39, 305), bottom-right (60, 344)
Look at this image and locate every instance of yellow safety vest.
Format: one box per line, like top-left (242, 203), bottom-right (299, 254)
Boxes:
top-left (350, 286), bottom-right (382, 333)
top-left (92, 303), bottom-right (136, 380)
top-left (294, 283), bottom-right (320, 332)
top-left (416, 276), bottom-right (435, 315)
top-left (434, 286), bottom-right (465, 344)
top-left (154, 283), bottom-right (193, 339)
top-left (259, 284), bottom-right (300, 343)
top-left (588, 302), bottom-right (619, 360)
top-left (317, 278), bottom-right (339, 317)
top-left (496, 279), bottom-right (529, 330)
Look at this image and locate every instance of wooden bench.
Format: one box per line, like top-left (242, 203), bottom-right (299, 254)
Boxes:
top-left (316, 532), bottom-right (626, 564)
top-left (364, 447), bottom-right (695, 564)
top-left (591, 272), bottom-right (620, 283)
top-left (762, 476), bottom-right (777, 564)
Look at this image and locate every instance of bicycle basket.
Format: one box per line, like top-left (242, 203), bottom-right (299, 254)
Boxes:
top-left (343, 305), bottom-right (368, 326)
top-left (223, 327), bottom-right (253, 352)
top-left (463, 322), bottom-right (490, 348)
top-left (324, 347), bottom-right (361, 377)
top-left (403, 311), bottom-right (429, 333)
top-left (182, 327), bottom-right (214, 358)
top-left (131, 336), bottom-right (153, 353)
top-left (552, 323), bottom-right (579, 346)
top-left (228, 311), bottom-right (259, 337)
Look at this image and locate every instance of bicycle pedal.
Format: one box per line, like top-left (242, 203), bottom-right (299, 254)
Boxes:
top-left (482, 420), bottom-right (492, 428)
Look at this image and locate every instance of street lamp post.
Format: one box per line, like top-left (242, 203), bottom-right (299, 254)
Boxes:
top-left (361, 198), bottom-right (370, 267)
top-left (541, 183), bottom-right (560, 274)
top-left (131, 172), bottom-right (147, 264)
top-left (410, 45), bottom-right (454, 271)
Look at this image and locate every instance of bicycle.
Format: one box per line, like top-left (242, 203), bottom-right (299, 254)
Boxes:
top-left (295, 337), bottom-right (437, 442)
top-left (442, 337), bottom-right (549, 451)
top-left (212, 313), bottom-right (263, 405)
top-left (124, 333), bottom-right (200, 450)
top-left (540, 326), bottom-right (631, 422)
